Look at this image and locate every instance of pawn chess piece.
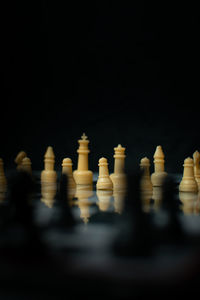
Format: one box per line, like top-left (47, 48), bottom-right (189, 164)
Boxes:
top-left (62, 158), bottom-right (76, 189)
top-left (96, 157), bottom-right (113, 190)
top-left (41, 146), bottom-right (57, 183)
top-left (140, 157), bottom-right (153, 191)
top-left (193, 150), bottom-right (200, 188)
top-left (0, 158), bottom-right (6, 192)
top-left (73, 133), bottom-right (93, 185)
top-left (151, 145), bottom-right (167, 187)
top-left (110, 144), bottom-right (126, 190)
top-left (179, 157), bottom-right (198, 193)
top-left (15, 151), bottom-right (27, 170)
top-left (19, 157), bottom-right (32, 174)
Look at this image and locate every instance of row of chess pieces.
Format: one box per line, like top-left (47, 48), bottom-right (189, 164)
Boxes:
top-left (0, 133), bottom-right (200, 194)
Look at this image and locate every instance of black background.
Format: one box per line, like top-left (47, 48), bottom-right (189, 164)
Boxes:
top-left (1, 2), bottom-right (200, 174)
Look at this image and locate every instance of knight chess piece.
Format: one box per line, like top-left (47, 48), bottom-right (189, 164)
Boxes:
top-left (15, 150), bottom-right (27, 170)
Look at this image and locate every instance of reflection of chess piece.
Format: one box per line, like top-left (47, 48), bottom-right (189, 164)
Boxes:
top-left (19, 157), bottom-right (32, 174)
top-left (62, 158), bottom-right (76, 189)
top-left (75, 184), bottom-right (93, 224)
top-left (73, 133), bottom-right (93, 185)
top-left (152, 186), bottom-right (162, 210)
top-left (179, 157), bottom-right (198, 193)
top-left (41, 146), bottom-right (57, 183)
top-left (193, 150), bottom-right (200, 188)
top-left (140, 157), bottom-right (153, 191)
top-left (15, 150), bottom-right (27, 170)
top-left (41, 182), bottom-right (57, 208)
top-left (110, 144), bottom-right (126, 190)
top-left (96, 157), bottom-right (113, 190)
top-left (96, 189), bottom-right (113, 212)
top-left (179, 191), bottom-right (197, 215)
top-left (113, 189), bottom-right (126, 214)
top-left (151, 145), bottom-right (167, 187)
top-left (0, 158), bottom-right (6, 192)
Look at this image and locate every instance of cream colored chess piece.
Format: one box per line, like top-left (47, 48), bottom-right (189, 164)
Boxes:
top-left (73, 133), bottom-right (93, 185)
top-left (0, 158), bottom-right (6, 192)
top-left (140, 157), bottom-right (153, 191)
top-left (96, 157), bottom-right (113, 190)
top-left (75, 184), bottom-right (93, 224)
top-left (151, 145), bottom-right (167, 187)
top-left (96, 190), bottom-right (113, 212)
top-left (15, 150), bottom-right (27, 170)
top-left (41, 146), bottom-right (57, 183)
top-left (179, 191), bottom-right (197, 215)
top-left (179, 157), bottom-right (198, 193)
top-left (62, 158), bottom-right (76, 189)
top-left (193, 150), bottom-right (200, 188)
top-left (110, 144), bottom-right (126, 190)
top-left (19, 157), bottom-right (32, 174)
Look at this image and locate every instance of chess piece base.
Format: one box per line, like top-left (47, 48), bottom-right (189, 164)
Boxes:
top-left (151, 172), bottom-right (167, 187)
top-left (73, 170), bottom-right (93, 185)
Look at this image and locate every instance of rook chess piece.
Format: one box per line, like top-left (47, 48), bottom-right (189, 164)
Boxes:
top-left (193, 150), bottom-right (200, 188)
top-left (62, 158), bottom-right (76, 189)
top-left (179, 157), bottom-right (198, 193)
top-left (151, 145), bottom-right (167, 187)
top-left (73, 133), bottom-right (93, 185)
top-left (110, 144), bottom-right (126, 190)
top-left (41, 146), bottom-right (57, 183)
top-left (96, 157), bottom-right (113, 190)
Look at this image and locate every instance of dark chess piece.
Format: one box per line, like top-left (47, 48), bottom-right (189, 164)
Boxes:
top-left (160, 175), bottom-right (184, 242)
top-left (51, 173), bottom-right (75, 229)
top-left (112, 169), bottom-right (154, 257)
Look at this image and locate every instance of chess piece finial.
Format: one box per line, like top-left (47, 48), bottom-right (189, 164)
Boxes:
top-left (96, 157), bottom-right (113, 190)
top-left (62, 158), bottom-right (76, 189)
top-left (179, 157), bottom-right (198, 193)
top-left (151, 145), bottom-right (167, 187)
top-left (41, 146), bottom-right (57, 183)
top-left (110, 144), bottom-right (126, 190)
top-left (73, 133), bottom-right (93, 185)
top-left (0, 158), bottom-right (7, 192)
top-left (15, 151), bottom-right (27, 170)
top-left (19, 157), bottom-right (32, 174)
top-left (193, 150), bottom-right (200, 187)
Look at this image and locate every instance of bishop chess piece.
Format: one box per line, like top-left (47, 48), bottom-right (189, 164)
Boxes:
top-left (41, 146), bottom-right (57, 183)
top-left (193, 150), bottom-right (200, 188)
top-left (151, 145), bottom-right (167, 187)
top-left (73, 133), bottom-right (93, 185)
top-left (110, 144), bottom-right (126, 190)
top-left (96, 157), bottom-right (113, 190)
top-left (179, 157), bottom-right (198, 193)
top-left (62, 158), bottom-right (76, 189)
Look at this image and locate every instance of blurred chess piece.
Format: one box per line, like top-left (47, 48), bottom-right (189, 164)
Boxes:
top-left (41, 182), bottom-right (57, 208)
top-left (179, 191), bottom-right (197, 215)
top-left (73, 133), bottom-right (93, 185)
top-left (96, 157), bottom-right (113, 190)
top-left (41, 146), bottom-right (57, 184)
top-left (110, 144), bottom-right (126, 190)
top-left (75, 184), bottom-right (93, 224)
top-left (113, 189), bottom-right (126, 214)
top-left (15, 150), bottom-right (27, 170)
top-left (96, 189), bottom-right (113, 212)
top-left (179, 157), bottom-right (198, 193)
top-left (151, 145), bottom-right (167, 187)
top-left (19, 157), bottom-right (32, 175)
top-left (140, 157), bottom-right (153, 211)
top-left (62, 158), bottom-right (76, 189)
top-left (193, 150), bottom-right (200, 188)
top-left (0, 158), bottom-right (7, 193)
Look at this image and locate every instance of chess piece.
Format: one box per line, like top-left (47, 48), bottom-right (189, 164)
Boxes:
top-left (96, 190), bottom-right (113, 212)
top-left (15, 150), bottom-right (27, 170)
top-left (179, 191), bottom-right (197, 215)
top-left (110, 144), bottom-right (126, 190)
top-left (41, 146), bottom-right (57, 183)
top-left (73, 133), bottom-right (93, 185)
top-left (140, 157), bottom-right (153, 191)
top-left (193, 150), bottom-right (200, 188)
top-left (96, 157), bottom-right (113, 190)
top-left (62, 158), bottom-right (76, 189)
top-left (0, 158), bottom-right (6, 192)
top-left (19, 157), bottom-right (32, 174)
top-left (179, 157), bottom-right (198, 193)
top-left (151, 145), bottom-right (167, 186)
